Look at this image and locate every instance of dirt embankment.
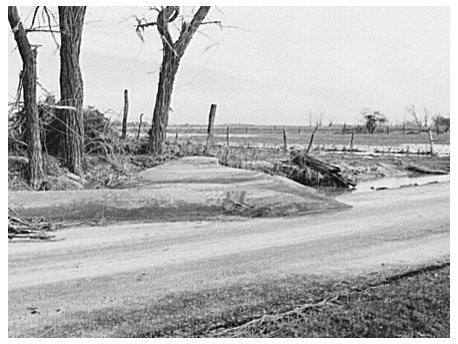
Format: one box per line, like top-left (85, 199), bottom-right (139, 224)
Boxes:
top-left (8, 157), bottom-right (348, 224)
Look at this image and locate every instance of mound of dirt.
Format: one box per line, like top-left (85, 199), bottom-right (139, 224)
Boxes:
top-left (8, 157), bottom-right (349, 223)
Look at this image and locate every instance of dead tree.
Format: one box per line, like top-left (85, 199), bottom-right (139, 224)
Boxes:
top-left (423, 107), bottom-right (430, 128)
top-left (58, 6), bottom-right (86, 175)
top-left (406, 104), bottom-right (421, 134)
top-left (136, 6), bottom-right (212, 155)
top-left (8, 6), bottom-right (44, 189)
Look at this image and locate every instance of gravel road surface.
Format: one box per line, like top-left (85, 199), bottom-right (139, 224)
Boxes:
top-left (8, 180), bottom-right (449, 337)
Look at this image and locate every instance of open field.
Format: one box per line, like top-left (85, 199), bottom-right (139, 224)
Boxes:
top-left (120, 123), bottom-right (450, 149)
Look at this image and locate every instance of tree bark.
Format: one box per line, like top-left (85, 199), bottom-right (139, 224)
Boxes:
top-left (146, 6), bottom-right (211, 155)
top-left (147, 51), bottom-right (179, 154)
top-left (8, 6), bottom-right (44, 190)
top-left (58, 6), bottom-right (86, 175)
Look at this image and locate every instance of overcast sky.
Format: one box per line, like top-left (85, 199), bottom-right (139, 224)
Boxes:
top-left (8, 6), bottom-right (450, 125)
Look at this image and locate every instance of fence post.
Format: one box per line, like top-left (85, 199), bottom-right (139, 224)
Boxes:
top-left (121, 89), bottom-right (129, 139)
top-left (306, 122), bottom-right (319, 153)
top-left (350, 130), bottom-right (355, 152)
top-left (283, 128), bottom-right (287, 152)
top-left (342, 123), bottom-right (346, 135)
top-left (206, 103), bottom-right (217, 153)
top-left (428, 129), bottom-right (434, 155)
top-left (136, 113), bottom-right (143, 141)
top-left (226, 126), bottom-right (230, 145)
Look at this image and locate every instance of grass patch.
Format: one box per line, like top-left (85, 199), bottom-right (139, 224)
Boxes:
top-left (30, 262), bottom-right (449, 338)
top-left (207, 264), bottom-right (450, 338)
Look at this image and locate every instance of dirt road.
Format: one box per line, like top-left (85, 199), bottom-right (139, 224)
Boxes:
top-left (8, 181), bottom-right (449, 337)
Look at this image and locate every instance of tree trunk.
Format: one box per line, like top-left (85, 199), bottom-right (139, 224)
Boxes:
top-left (145, 6), bottom-right (211, 155)
top-left (58, 6), bottom-right (86, 175)
top-left (146, 53), bottom-right (179, 154)
top-left (8, 6), bottom-right (44, 190)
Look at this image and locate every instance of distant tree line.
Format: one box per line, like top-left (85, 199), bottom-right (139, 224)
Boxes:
top-left (361, 106), bottom-right (449, 135)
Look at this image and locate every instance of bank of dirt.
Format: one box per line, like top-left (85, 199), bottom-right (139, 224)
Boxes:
top-left (8, 157), bottom-right (349, 224)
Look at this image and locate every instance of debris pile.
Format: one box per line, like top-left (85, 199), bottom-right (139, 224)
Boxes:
top-left (8, 208), bottom-right (56, 240)
top-left (283, 152), bottom-right (357, 188)
top-left (220, 149), bottom-right (356, 188)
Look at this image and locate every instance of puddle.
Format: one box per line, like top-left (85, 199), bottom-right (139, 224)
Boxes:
top-left (318, 173), bottom-right (450, 197)
top-left (352, 174), bottom-right (450, 194)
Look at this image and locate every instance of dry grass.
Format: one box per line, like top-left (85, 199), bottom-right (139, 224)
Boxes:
top-left (143, 263), bottom-right (450, 338)
top-left (206, 264), bottom-right (450, 338)
top-left (34, 262), bottom-right (449, 338)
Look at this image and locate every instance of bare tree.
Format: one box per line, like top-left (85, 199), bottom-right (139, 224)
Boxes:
top-left (432, 113), bottom-right (442, 134)
top-left (361, 108), bottom-right (386, 134)
top-left (58, 6), bottom-right (86, 175)
top-left (136, 6), bottom-right (212, 155)
top-left (405, 104), bottom-right (421, 134)
top-left (8, 6), bottom-right (44, 189)
top-left (432, 113), bottom-right (450, 134)
top-left (423, 107), bottom-right (430, 128)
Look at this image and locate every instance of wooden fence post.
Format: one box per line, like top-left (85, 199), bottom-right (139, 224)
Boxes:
top-left (350, 130), bottom-right (355, 152)
top-left (121, 89), bottom-right (129, 139)
top-left (226, 126), bottom-right (230, 145)
top-left (428, 129), bottom-right (434, 155)
top-left (283, 128), bottom-right (287, 152)
top-left (306, 122), bottom-right (319, 153)
top-left (136, 113), bottom-right (143, 140)
top-left (206, 103), bottom-right (217, 152)
top-left (342, 123), bottom-right (346, 135)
